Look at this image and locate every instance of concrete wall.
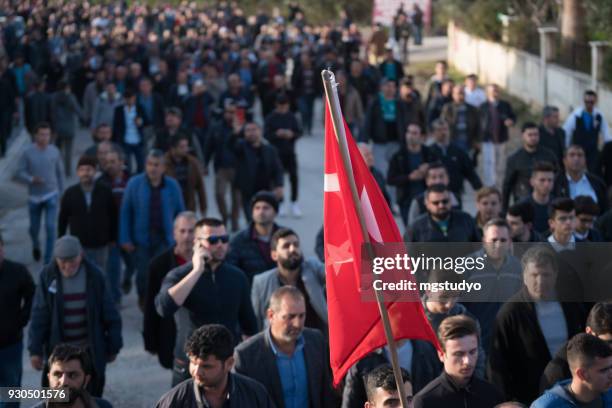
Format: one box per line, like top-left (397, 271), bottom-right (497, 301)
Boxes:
top-left (447, 22), bottom-right (612, 119)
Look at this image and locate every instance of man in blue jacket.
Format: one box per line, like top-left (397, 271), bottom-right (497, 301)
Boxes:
top-left (28, 235), bottom-right (122, 397)
top-left (531, 333), bottom-right (612, 407)
top-left (119, 149), bottom-right (185, 309)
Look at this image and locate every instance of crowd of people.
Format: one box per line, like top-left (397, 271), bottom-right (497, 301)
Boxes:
top-left (1, 1), bottom-right (612, 407)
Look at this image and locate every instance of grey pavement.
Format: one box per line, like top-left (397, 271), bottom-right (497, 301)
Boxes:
top-left (0, 36), bottom-right (465, 407)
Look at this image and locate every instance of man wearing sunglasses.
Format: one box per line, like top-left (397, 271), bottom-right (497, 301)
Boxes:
top-left (155, 217), bottom-right (258, 387)
top-left (563, 90), bottom-right (611, 173)
top-left (405, 184), bottom-right (480, 242)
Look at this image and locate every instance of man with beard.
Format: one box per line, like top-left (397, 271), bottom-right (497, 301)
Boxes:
top-left (155, 218), bottom-right (258, 386)
top-left (234, 286), bottom-right (337, 408)
top-left (32, 344), bottom-right (112, 408)
top-left (155, 325), bottom-right (274, 407)
top-left (251, 228), bottom-right (327, 332)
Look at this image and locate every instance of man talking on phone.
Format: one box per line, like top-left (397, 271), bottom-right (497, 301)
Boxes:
top-left (155, 217), bottom-right (258, 386)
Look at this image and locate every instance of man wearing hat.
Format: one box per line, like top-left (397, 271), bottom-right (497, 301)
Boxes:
top-left (226, 191), bottom-right (284, 284)
top-left (28, 235), bottom-right (122, 397)
top-left (58, 155), bottom-right (117, 271)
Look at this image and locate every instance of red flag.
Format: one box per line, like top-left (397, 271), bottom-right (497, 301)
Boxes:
top-left (323, 101), bottom-right (440, 386)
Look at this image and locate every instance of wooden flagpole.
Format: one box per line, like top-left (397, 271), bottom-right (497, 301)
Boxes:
top-left (321, 69), bottom-right (408, 408)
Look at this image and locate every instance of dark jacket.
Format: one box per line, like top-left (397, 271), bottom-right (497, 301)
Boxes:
top-left (137, 92), bottom-right (165, 130)
top-left (479, 99), bottom-right (516, 143)
top-left (25, 91), bottom-right (51, 134)
top-left (532, 379), bottom-right (612, 408)
top-left (539, 125), bottom-right (565, 168)
top-left (28, 259), bottom-right (123, 376)
top-left (596, 141), bottom-right (612, 188)
top-left (378, 59), bottom-right (404, 83)
top-left (362, 98), bottom-right (410, 144)
top-left (143, 247), bottom-right (178, 369)
top-left (58, 182), bottom-right (117, 248)
top-left (341, 341), bottom-right (441, 408)
top-left (553, 171), bottom-right (609, 214)
top-left (387, 146), bottom-right (436, 205)
top-left (155, 261), bottom-right (258, 361)
top-left (539, 340), bottom-right (570, 393)
top-left (204, 119), bottom-right (238, 170)
top-left (155, 375), bottom-right (275, 408)
top-left (487, 287), bottom-right (586, 404)
top-left (502, 146), bottom-right (558, 210)
top-left (232, 139), bottom-right (284, 198)
top-left (0, 259), bottom-right (35, 348)
top-left (264, 111), bottom-right (302, 156)
top-left (112, 103), bottom-right (148, 145)
top-left (226, 223), bottom-right (282, 283)
top-left (406, 210), bottom-right (481, 243)
top-left (440, 102), bottom-right (481, 148)
top-left (218, 88), bottom-right (255, 120)
top-left (234, 328), bottom-right (337, 408)
top-left (596, 209), bottom-right (612, 241)
top-left (164, 152), bottom-right (206, 214)
top-left (183, 92), bottom-right (215, 131)
top-left (429, 143), bottom-right (482, 196)
top-left (413, 372), bottom-right (504, 408)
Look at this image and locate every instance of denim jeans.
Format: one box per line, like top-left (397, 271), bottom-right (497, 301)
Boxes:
top-left (133, 236), bottom-right (167, 299)
top-left (0, 341), bottom-right (23, 408)
top-left (122, 143), bottom-right (144, 174)
top-left (106, 245), bottom-right (135, 303)
top-left (28, 194), bottom-right (58, 264)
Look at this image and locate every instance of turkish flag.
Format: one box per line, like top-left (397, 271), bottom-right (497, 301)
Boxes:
top-left (323, 101), bottom-right (440, 386)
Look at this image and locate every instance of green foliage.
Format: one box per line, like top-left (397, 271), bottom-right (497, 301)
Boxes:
top-left (437, 0), bottom-right (506, 41)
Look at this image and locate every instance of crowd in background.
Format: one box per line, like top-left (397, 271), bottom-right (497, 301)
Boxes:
top-left (1, 1), bottom-right (612, 407)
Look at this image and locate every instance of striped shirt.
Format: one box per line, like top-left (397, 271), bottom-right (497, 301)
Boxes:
top-left (62, 266), bottom-right (88, 345)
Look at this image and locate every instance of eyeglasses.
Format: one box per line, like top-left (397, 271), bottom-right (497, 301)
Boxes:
top-left (205, 235), bottom-right (229, 245)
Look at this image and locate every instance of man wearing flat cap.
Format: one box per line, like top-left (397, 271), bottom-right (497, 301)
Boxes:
top-left (28, 235), bottom-right (122, 398)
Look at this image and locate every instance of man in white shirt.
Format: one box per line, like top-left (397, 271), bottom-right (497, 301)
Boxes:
top-left (464, 74), bottom-right (486, 108)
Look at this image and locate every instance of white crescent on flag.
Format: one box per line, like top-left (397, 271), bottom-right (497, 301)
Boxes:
top-left (360, 187), bottom-right (383, 243)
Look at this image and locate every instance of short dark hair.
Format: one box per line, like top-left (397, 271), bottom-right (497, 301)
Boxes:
top-left (584, 90), bottom-right (598, 98)
top-left (476, 186), bottom-right (501, 202)
top-left (567, 332), bottom-right (612, 371)
top-left (438, 315), bottom-right (479, 350)
top-left (482, 218), bottom-right (510, 235)
top-left (195, 218), bottom-right (224, 230)
top-left (170, 134), bottom-right (190, 149)
top-left (47, 344), bottom-right (93, 376)
top-left (365, 364), bottom-right (411, 402)
top-left (531, 161), bottom-right (556, 175)
top-left (542, 105), bottom-right (559, 118)
top-left (521, 122), bottom-right (538, 133)
top-left (184, 324), bottom-right (234, 361)
top-left (425, 183), bottom-right (449, 199)
top-left (147, 149), bottom-right (165, 161)
top-left (565, 144), bottom-right (585, 157)
top-left (35, 122), bottom-right (52, 134)
top-left (574, 195), bottom-right (600, 217)
top-left (548, 197), bottom-right (575, 220)
top-left (586, 302), bottom-right (612, 335)
top-left (271, 228), bottom-right (298, 251)
top-left (165, 106), bottom-right (183, 118)
top-left (507, 201), bottom-right (535, 224)
top-left (425, 162), bottom-right (448, 178)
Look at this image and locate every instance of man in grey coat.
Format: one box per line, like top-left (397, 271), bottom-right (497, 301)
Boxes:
top-left (234, 286), bottom-right (337, 408)
top-left (51, 79), bottom-right (83, 176)
top-left (251, 228), bottom-right (327, 332)
top-left (90, 81), bottom-right (122, 131)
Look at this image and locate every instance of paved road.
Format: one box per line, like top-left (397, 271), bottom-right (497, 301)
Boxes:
top-left (0, 37), bottom-right (460, 407)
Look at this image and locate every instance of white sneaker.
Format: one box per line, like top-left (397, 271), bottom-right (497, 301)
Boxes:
top-left (279, 202), bottom-right (289, 217)
top-left (291, 202), bottom-right (302, 218)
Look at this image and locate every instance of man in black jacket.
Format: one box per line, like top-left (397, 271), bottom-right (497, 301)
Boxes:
top-left (539, 106), bottom-right (565, 169)
top-left (428, 118), bottom-right (482, 204)
top-left (233, 122), bottom-right (284, 220)
top-left (58, 156), bottom-right (117, 271)
top-left (364, 365), bottom-right (413, 408)
top-left (144, 211), bottom-right (196, 370)
top-left (488, 246), bottom-right (586, 404)
top-left (25, 78), bottom-right (51, 136)
top-left (413, 315), bottom-right (504, 408)
top-left (553, 144), bottom-right (608, 214)
top-left (226, 192), bottom-right (283, 284)
top-left (406, 185), bottom-right (480, 243)
top-left (264, 94), bottom-right (302, 217)
top-left (502, 122), bottom-right (558, 210)
top-left (0, 232), bottom-right (35, 397)
top-left (234, 286), bottom-right (337, 408)
top-left (0, 57), bottom-right (18, 157)
top-left (540, 301), bottom-right (612, 393)
top-left (155, 324), bottom-right (274, 408)
top-left (387, 123), bottom-right (435, 226)
top-left (112, 88), bottom-right (148, 173)
top-left (155, 217), bottom-right (258, 386)
top-left (479, 84), bottom-right (516, 188)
